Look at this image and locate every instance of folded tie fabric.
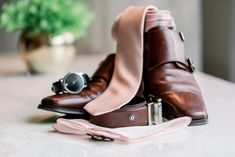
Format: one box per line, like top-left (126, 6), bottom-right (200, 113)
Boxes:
top-left (52, 117), bottom-right (191, 143)
top-left (145, 8), bottom-right (176, 32)
top-left (84, 6), bottom-right (176, 116)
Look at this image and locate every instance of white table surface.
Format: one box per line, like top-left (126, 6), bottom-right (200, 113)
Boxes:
top-left (0, 54), bottom-right (235, 157)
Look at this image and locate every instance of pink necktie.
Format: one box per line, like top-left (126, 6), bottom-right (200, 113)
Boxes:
top-left (52, 117), bottom-right (191, 143)
top-left (84, 6), bottom-right (176, 116)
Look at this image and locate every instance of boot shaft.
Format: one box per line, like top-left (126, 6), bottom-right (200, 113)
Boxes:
top-left (144, 28), bottom-right (186, 71)
top-left (92, 54), bottom-right (115, 82)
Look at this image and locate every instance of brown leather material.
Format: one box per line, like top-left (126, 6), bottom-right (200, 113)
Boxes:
top-left (89, 96), bottom-right (148, 128)
top-left (39, 53), bottom-right (115, 114)
top-left (144, 27), bottom-right (208, 125)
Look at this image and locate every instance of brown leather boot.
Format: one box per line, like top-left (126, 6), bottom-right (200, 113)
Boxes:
top-left (38, 53), bottom-right (115, 115)
top-left (144, 27), bottom-right (208, 126)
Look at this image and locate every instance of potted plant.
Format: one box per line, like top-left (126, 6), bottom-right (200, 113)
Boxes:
top-left (0, 0), bottom-right (94, 74)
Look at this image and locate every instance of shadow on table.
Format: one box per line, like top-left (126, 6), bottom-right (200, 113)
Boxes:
top-left (0, 71), bottom-right (30, 77)
top-left (27, 114), bottom-right (89, 124)
top-left (27, 115), bottom-right (62, 124)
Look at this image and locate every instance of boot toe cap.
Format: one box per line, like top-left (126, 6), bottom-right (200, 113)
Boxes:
top-left (161, 91), bottom-right (208, 120)
top-left (40, 94), bottom-right (87, 109)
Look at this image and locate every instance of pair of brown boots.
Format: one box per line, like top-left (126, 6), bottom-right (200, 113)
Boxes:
top-left (38, 27), bottom-right (208, 126)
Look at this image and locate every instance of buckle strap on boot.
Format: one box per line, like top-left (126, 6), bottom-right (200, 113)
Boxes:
top-left (147, 95), bottom-right (163, 125)
top-left (146, 29), bottom-right (195, 73)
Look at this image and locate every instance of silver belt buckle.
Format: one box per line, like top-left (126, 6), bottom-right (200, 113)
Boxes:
top-left (147, 98), bottom-right (163, 125)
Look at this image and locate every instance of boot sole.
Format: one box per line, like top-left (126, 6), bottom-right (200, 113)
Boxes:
top-left (38, 104), bottom-right (87, 115)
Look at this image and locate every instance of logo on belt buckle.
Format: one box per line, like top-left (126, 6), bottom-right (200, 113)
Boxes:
top-left (147, 96), bottom-right (163, 125)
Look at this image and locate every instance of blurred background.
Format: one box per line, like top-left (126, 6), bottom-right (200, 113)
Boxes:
top-left (0, 0), bottom-right (234, 82)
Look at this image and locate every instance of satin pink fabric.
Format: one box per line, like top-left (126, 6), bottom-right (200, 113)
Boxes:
top-left (52, 117), bottom-right (191, 143)
top-left (84, 6), bottom-right (175, 116)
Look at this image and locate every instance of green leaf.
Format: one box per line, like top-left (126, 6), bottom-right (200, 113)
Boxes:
top-left (0, 0), bottom-right (95, 39)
